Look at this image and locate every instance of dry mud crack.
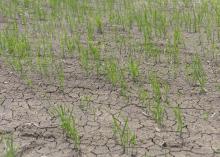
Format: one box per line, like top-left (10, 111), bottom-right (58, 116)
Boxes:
top-left (0, 60), bottom-right (220, 157)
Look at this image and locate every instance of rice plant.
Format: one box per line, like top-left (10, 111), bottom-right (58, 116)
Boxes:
top-left (216, 84), bottom-right (220, 92)
top-left (173, 106), bottom-right (184, 133)
top-left (202, 111), bottom-right (209, 121)
top-left (104, 58), bottom-right (120, 86)
top-left (112, 115), bottom-right (137, 155)
top-left (186, 54), bottom-right (207, 93)
top-left (54, 105), bottom-right (80, 150)
top-left (144, 42), bottom-right (161, 62)
top-left (149, 72), bottom-right (161, 104)
top-left (128, 57), bottom-right (140, 81)
top-left (60, 33), bottom-right (76, 57)
top-left (138, 88), bottom-right (149, 111)
top-left (41, 53), bottom-right (53, 77)
top-left (57, 64), bottom-right (65, 91)
top-left (3, 136), bottom-right (16, 157)
top-left (165, 39), bottom-right (180, 65)
top-left (87, 19), bottom-right (95, 41)
top-left (118, 69), bottom-right (128, 98)
top-left (151, 102), bottom-right (165, 126)
top-left (161, 81), bottom-right (170, 103)
top-left (79, 95), bottom-right (92, 112)
top-left (149, 72), bottom-right (165, 126)
top-left (95, 15), bottom-right (103, 34)
top-left (89, 41), bottom-right (101, 74)
top-left (79, 46), bottom-right (90, 74)
top-left (173, 27), bottom-right (182, 47)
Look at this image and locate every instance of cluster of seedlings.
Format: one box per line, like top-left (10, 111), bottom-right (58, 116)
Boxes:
top-left (53, 105), bottom-right (81, 151)
top-left (1, 136), bottom-right (16, 157)
top-left (0, 0), bottom-right (219, 156)
top-left (112, 115), bottom-right (137, 156)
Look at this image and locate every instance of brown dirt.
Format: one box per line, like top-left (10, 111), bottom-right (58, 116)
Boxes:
top-left (0, 48), bottom-right (220, 157)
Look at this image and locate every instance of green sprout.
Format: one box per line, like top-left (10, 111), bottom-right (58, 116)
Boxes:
top-left (173, 106), bottom-right (184, 133)
top-left (54, 105), bottom-right (80, 150)
top-left (112, 115), bottom-right (137, 155)
top-left (128, 57), bottom-right (139, 81)
top-left (4, 136), bottom-right (16, 157)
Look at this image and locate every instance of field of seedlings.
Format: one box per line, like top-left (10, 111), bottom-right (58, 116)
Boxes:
top-left (0, 0), bottom-right (220, 157)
